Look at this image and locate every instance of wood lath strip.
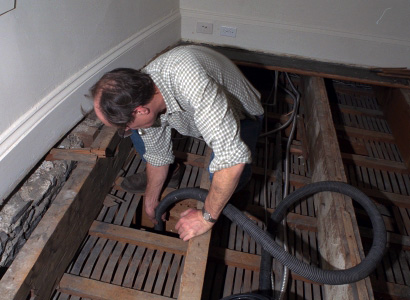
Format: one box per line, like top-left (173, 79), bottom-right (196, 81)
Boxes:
top-left (46, 148), bottom-right (98, 163)
top-left (342, 153), bottom-right (408, 174)
top-left (335, 124), bottom-right (395, 142)
top-left (335, 104), bottom-right (384, 118)
top-left (59, 273), bottom-right (171, 300)
top-left (252, 166), bottom-right (311, 187)
top-left (244, 204), bottom-right (317, 232)
top-left (359, 188), bottom-right (410, 208)
top-left (89, 221), bottom-right (187, 255)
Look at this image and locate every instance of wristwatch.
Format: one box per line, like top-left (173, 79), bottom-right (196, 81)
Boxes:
top-left (202, 207), bottom-right (217, 223)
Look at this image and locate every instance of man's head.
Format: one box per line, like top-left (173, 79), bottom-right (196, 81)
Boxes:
top-left (91, 68), bottom-right (156, 129)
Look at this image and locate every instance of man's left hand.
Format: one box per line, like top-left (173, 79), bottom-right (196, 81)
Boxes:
top-left (175, 208), bottom-right (214, 241)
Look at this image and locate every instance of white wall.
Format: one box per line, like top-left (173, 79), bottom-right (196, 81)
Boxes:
top-left (0, 0), bottom-right (180, 200)
top-left (180, 0), bottom-right (410, 67)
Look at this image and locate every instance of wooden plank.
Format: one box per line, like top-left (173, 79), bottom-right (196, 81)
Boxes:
top-left (163, 254), bottom-right (183, 297)
top-left (178, 147), bottom-right (213, 300)
top-left (133, 248), bottom-right (155, 290)
top-left (341, 153), bottom-right (409, 174)
top-left (90, 126), bottom-right (121, 157)
top-left (58, 274), bottom-right (170, 300)
top-left (371, 277), bottom-right (410, 300)
top-left (203, 43), bottom-right (410, 89)
top-left (0, 128), bottom-right (132, 300)
top-left (100, 241), bottom-right (126, 283)
top-left (244, 204), bottom-right (318, 232)
top-left (174, 151), bottom-right (205, 168)
top-left (89, 221), bottom-right (187, 255)
top-left (111, 244), bottom-right (136, 285)
top-left (381, 88), bottom-right (410, 169)
top-left (46, 148), bottom-right (98, 163)
top-left (359, 187), bottom-right (410, 208)
top-left (336, 104), bottom-right (384, 118)
top-left (303, 76), bottom-right (374, 300)
top-left (335, 124), bottom-right (395, 142)
top-left (153, 252), bottom-right (174, 295)
top-left (144, 250), bottom-right (164, 292)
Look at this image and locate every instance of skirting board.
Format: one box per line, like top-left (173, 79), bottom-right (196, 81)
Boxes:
top-left (180, 8), bottom-right (410, 68)
top-left (0, 11), bottom-right (181, 201)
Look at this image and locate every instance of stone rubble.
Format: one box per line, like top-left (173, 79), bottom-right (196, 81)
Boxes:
top-left (0, 113), bottom-right (102, 268)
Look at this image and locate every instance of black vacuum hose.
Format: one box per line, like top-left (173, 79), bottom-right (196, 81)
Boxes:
top-left (154, 181), bottom-right (386, 286)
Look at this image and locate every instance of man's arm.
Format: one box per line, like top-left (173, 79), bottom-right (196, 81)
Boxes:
top-left (175, 163), bottom-right (245, 241)
top-left (144, 162), bottom-right (169, 224)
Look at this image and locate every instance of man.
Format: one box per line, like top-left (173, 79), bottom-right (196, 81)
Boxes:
top-left (91, 45), bottom-right (264, 241)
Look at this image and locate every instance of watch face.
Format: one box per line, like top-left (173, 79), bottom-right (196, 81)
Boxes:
top-left (202, 208), bottom-right (216, 223)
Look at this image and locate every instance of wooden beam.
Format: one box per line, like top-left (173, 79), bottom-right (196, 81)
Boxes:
top-left (59, 274), bottom-right (170, 300)
top-left (178, 147), bottom-right (213, 300)
top-left (335, 104), bottom-right (384, 118)
top-left (174, 151), bottom-right (206, 168)
top-left (359, 227), bottom-right (410, 250)
top-left (335, 124), bottom-right (395, 142)
top-left (90, 126), bottom-right (121, 157)
top-left (89, 221), bottom-right (187, 255)
top-left (341, 153), bottom-right (409, 174)
top-left (381, 88), bottom-right (410, 169)
top-left (201, 44), bottom-right (410, 89)
top-left (0, 126), bottom-right (131, 300)
top-left (45, 148), bottom-right (98, 163)
top-left (244, 204), bottom-right (317, 232)
top-left (303, 76), bottom-right (374, 300)
top-left (359, 188), bottom-right (410, 209)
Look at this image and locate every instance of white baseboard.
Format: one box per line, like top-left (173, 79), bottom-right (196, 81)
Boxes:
top-left (0, 11), bottom-right (181, 201)
top-left (180, 8), bottom-right (410, 68)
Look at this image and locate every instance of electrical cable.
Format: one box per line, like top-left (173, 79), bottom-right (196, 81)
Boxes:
top-left (278, 72), bottom-right (300, 300)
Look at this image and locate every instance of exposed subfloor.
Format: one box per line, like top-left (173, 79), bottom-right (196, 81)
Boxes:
top-left (328, 80), bottom-right (410, 298)
top-left (51, 73), bottom-right (409, 300)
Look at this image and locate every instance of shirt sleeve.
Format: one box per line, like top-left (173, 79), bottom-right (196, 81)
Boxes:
top-left (175, 69), bottom-right (252, 173)
top-left (141, 125), bottom-right (175, 167)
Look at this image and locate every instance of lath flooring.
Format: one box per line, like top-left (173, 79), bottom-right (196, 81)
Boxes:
top-left (51, 73), bottom-right (409, 300)
top-left (328, 80), bottom-right (410, 299)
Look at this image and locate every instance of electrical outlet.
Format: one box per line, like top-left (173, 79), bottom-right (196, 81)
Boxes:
top-left (196, 22), bottom-right (213, 34)
top-left (220, 26), bottom-right (237, 38)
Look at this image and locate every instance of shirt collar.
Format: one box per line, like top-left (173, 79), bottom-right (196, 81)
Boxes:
top-left (148, 71), bottom-right (182, 115)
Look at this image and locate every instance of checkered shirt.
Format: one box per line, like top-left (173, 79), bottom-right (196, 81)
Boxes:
top-left (141, 45), bottom-right (264, 173)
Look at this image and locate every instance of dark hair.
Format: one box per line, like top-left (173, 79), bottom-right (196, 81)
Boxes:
top-left (90, 68), bottom-right (155, 127)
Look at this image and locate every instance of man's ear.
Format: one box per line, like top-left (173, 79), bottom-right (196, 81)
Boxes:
top-left (134, 106), bottom-right (150, 115)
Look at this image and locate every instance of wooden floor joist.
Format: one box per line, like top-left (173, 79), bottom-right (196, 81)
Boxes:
top-left (303, 76), bottom-right (374, 300)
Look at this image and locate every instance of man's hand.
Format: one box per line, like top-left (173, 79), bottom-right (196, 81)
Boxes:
top-left (175, 208), bottom-right (214, 241)
top-left (144, 163), bottom-right (169, 225)
top-left (144, 200), bottom-right (160, 225)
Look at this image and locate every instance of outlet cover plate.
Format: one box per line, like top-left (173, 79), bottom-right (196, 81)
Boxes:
top-left (220, 26), bottom-right (237, 38)
top-left (196, 22), bottom-right (213, 34)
